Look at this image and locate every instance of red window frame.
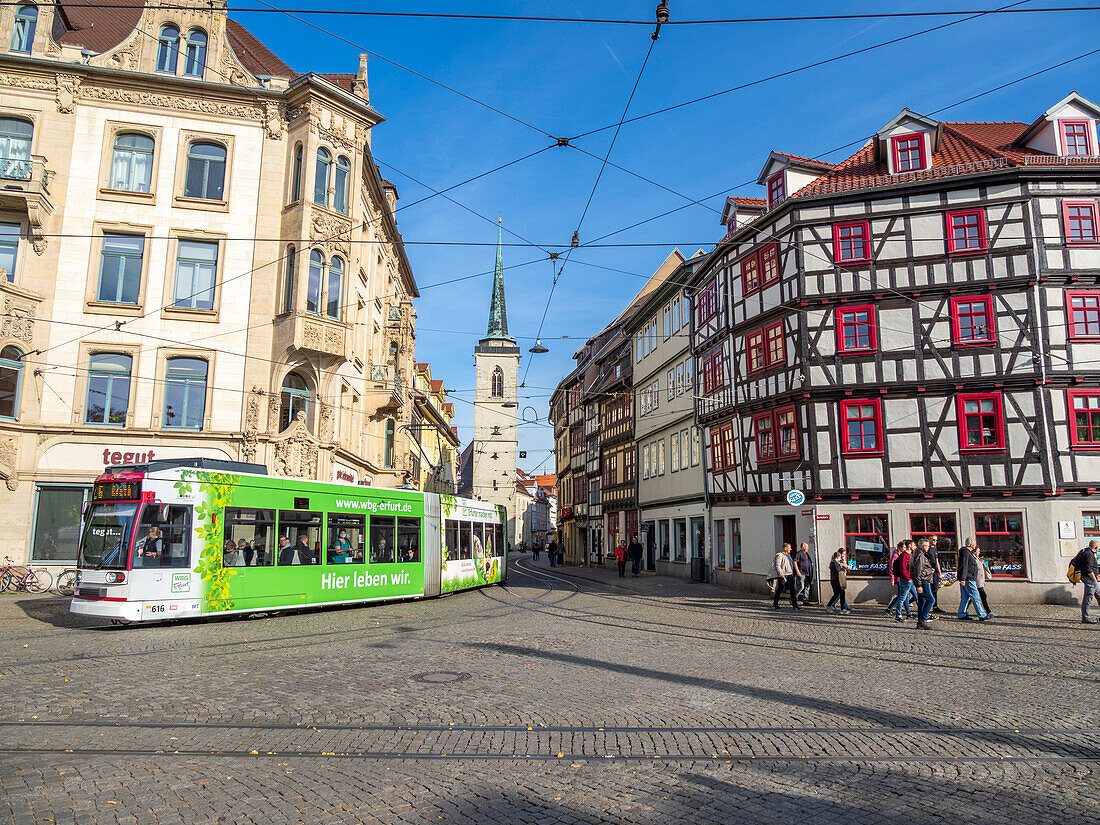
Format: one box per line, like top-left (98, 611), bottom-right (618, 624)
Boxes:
top-left (741, 252), bottom-right (760, 295)
top-left (973, 512), bottom-right (1026, 578)
top-left (832, 221), bottom-right (871, 264)
top-left (1059, 119), bottom-right (1095, 157)
top-left (746, 329), bottom-right (765, 373)
top-left (760, 243), bottom-right (780, 286)
top-left (775, 406), bottom-right (799, 459)
top-left (1063, 201), bottom-right (1099, 245)
top-left (721, 424), bottom-right (735, 469)
top-left (753, 411), bottom-right (775, 463)
top-left (767, 172), bottom-right (785, 208)
top-left (1067, 290), bottom-right (1100, 340)
top-left (891, 132), bottom-right (927, 173)
top-left (950, 295), bottom-right (996, 346)
top-left (946, 209), bottom-right (988, 255)
top-left (696, 278), bottom-right (718, 324)
top-left (700, 347), bottom-right (725, 396)
top-left (1068, 390), bottom-right (1100, 449)
top-left (709, 423), bottom-right (736, 474)
top-left (840, 399), bottom-right (883, 456)
top-left (957, 392), bottom-right (1005, 453)
top-left (765, 320), bottom-right (785, 367)
top-left (836, 305), bottom-right (877, 354)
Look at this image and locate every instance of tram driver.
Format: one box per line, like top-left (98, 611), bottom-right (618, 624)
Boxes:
top-left (135, 526), bottom-right (164, 567)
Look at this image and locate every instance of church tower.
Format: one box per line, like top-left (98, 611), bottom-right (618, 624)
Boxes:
top-left (472, 221), bottom-right (520, 546)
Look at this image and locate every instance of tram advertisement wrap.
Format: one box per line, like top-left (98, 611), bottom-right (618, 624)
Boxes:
top-left (181, 470), bottom-right (426, 613)
top-left (439, 496), bottom-right (505, 593)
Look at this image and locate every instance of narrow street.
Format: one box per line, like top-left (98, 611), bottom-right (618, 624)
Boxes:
top-left (1, 560), bottom-right (1096, 824)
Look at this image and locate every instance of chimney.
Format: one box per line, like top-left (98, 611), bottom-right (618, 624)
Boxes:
top-left (353, 53), bottom-right (369, 102)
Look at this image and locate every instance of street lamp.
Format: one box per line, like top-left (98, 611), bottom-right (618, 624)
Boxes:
top-left (529, 339), bottom-right (549, 354)
top-left (501, 400), bottom-right (517, 408)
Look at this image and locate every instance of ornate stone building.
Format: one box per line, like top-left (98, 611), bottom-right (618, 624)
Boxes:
top-left (0, 0), bottom-right (425, 566)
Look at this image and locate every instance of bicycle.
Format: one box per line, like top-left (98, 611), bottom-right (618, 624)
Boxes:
top-left (55, 568), bottom-right (79, 597)
top-left (0, 556), bottom-right (53, 593)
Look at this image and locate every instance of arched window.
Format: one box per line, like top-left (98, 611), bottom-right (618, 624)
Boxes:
top-left (163, 357), bottom-right (207, 430)
top-left (306, 250), bottom-right (324, 314)
top-left (0, 345), bottom-right (23, 421)
top-left (156, 25), bottom-right (180, 73)
top-left (183, 29), bottom-right (207, 77)
top-left (333, 156), bottom-right (350, 214)
top-left (290, 143), bottom-right (303, 202)
top-left (0, 117), bottom-right (33, 181)
top-left (85, 353), bottom-right (132, 426)
top-left (326, 256), bottom-right (343, 319)
top-left (384, 419), bottom-right (395, 468)
top-left (280, 372), bottom-right (310, 431)
top-left (283, 245), bottom-right (296, 313)
top-left (491, 366), bottom-right (504, 398)
top-left (314, 147), bottom-right (331, 206)
top-left (10, 5), bottom-right (37, 53)
top-left (109, 133), bottom-right (154, 193)
top-left (183, 141), bottom-right (225, 201)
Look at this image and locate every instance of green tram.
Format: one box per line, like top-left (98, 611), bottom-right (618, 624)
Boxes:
top-left (72, 459), bottom-right (507, 624)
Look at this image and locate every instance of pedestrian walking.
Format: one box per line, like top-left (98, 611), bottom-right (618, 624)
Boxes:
top-left (614, 539), bottom-right (628, 578)
top-left (768, 543), bottom-right (800, 611)
top-left (974, 546), bottom-right (998, 619)
top-left (628, 534), bottom-right (644, 577)
top-left (928, 535), bottom-right (947, 614)
top-left (547, 538), bottom-right (559, 568)
top-left (532, 542), bottom-right (540, 561)
top-left (825, 548), bottom-right (852, 614)
top-left (892, 542), bottom-right (916, 622)
top-left (911, 539), bottom-right (937, 630)
top-left (1070, 539), bottom-right (1100, 624)
top-left (957, 539), bottom-right (990, 621)
top-left (794, 541), bottom-right (815, 604)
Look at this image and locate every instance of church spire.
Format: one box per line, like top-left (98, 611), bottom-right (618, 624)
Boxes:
top-left (485, 218), bottom-right (512, 341)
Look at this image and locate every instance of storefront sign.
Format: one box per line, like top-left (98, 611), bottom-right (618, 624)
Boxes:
top-left (39, 442), bottom-right (235, 474)
top-left (786, 490), bottom-right (805, 506)
top-left (333, 463), bottom-right (359, 485)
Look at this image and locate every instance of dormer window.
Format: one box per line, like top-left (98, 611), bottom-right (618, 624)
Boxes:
top-left (766, 172), bottom-right (785, 208)
top-left (1060, 120), bottom-right (1095, 156)
top-left (891, 133), bottom-right (927, 173)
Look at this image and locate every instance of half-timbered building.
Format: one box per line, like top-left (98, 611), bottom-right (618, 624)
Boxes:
top-left (690, 91), bottom-right (1100, 604)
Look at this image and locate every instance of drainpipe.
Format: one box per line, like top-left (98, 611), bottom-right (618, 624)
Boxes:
top-left (1028, 202), bottom-right (1057, 498)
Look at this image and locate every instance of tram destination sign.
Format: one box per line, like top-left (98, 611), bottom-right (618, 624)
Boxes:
top-left (92, 479), bottom-right (142, 502)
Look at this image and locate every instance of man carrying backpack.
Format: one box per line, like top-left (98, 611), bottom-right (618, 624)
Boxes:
top-left (1071, 539), bottom-right (1100, 624)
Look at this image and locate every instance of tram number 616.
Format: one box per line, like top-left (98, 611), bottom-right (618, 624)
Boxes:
top-left (147, 604), bottom-right (166, 614)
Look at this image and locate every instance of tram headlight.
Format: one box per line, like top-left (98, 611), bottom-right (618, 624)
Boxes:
top-left (105, 572), bottom-right (126, 584)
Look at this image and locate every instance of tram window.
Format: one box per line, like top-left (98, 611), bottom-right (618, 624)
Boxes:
top-left (472, 523), bottom-right (485, 557)
top-left (327, 514), bottom-right (365, 564)
top-left (223, 508), bottom-right (275, 567)
top-left (278, 510), bottom-right (321, 565)
top-left (133, 504), bottom-right (192, 569)
top-left (459, 521), bottom-right (472, 560)
top-left (494, 524), bottom-right (504, 557)
top-left (397, 517), bottom-right (420, 563)
top-left (445, 519), bottom-right (459, 562)
top-left (369, 515), bottom-right (395, 563)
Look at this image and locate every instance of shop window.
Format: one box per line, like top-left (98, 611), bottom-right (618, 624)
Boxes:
top-left (843, 514), bottom-right (890, 576)
top-left (946, 209), bottom-right (987, 255)
top-left (1069, 390), bottom-right (1100, 448)
top-left (1063, 201), bottom-right (1099, 245)
top-left (173, 239), bottom-right (218, 310)
top-left (109, 133), bottom-right (154, 193)
top-left (0, 345), bottom-right (23, 421)
top-left (840, 399), bottom-right (882, 456)
top-left (836, 305), bottom-right (877, 354)
top-left (156, 25), bottom-right (179, 73)
top-left (729, 518), bottom-right (742, 569)
top-left (163, 357), bottom-right (207, 430)
top-left (891, 133), bottom-right (926, 172)
top-left (0, 222), bottom-right (18, 282)
top-left (833, 221), bottom-right (870, 264)
top-left (909, 513), bottom-right (958, 573)
top-left (658, 520), bottom-right (670, 560)
top-left (0, 117), bottom-right (32, 182)
top-left (950, 296), bottom-right (995, 346)
top-left (673, 518), bottom-right (687, 562)
top-left (10, 5), bottom-right (36, 53)
top-left (183, 142), bottom-right (226, 201)
top-left (278, 510), bottom-right (322, 565)
top-left (183, 29), bottom-right (207, 77)
top-left (1083, 512), bottom-right (1100, 538)
top-left (973, 512), bottom-right (1026, 578)
top-left (97, 233), bottom-right (144, 304)
top-left (223, 508), bottom-right (276, 566)
top-left (714, 519), bottom-right (726, 569)
top-left (279, 372), bottom-right (310, 431)
top-left (31, 486), bottom-right (88, 562)
top-left (85, 353), bottom-right (131, 426)
top-left (957, 392), bottom-right (1004, 453)
top-left (1068, 290), bottom-right (1100, 339)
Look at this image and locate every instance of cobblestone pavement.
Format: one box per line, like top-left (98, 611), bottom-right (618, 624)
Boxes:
top-left (1, 557), bottom-right (1098, 824)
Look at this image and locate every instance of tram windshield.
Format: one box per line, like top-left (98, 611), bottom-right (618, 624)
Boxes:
top-left (78, 502), bottom-right (139, 570)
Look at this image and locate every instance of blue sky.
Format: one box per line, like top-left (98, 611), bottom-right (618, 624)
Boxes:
top-left (234, 1), bottom-right (1100, 473)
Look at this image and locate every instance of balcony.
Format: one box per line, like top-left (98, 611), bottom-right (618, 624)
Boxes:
top-left (365, 363), bottom-right (404, 411)
top-left (272, 311), bottom-right (349, 363)
top-left (0, 155), bottom-right (53, 251)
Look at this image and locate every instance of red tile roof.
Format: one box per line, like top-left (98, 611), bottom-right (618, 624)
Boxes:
top-left (227, 20), bottom-right (294, 78)
top-left (316, 73), bottom-right (356, 93)
top-left (726, 196), bottom-right (767, 208)
top-left (772, 151), bottom-right (837, 170)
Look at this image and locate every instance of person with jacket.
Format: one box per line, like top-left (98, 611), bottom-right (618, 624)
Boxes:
top-left (825, 548), bottom-right (851, 614)
top-left (614, 539), bottom-right (628, 578)
top-left (222, 539), bottom-right (242, 568)
top-left (957, 539), bottom-right (990, 621)
top-left (1070, 539), bottom-right (1100, 624)
top-left (277, 535), bottom-right (294, 566)
top-left (770, 543), bottom-right (800, 610)
top-left (547, 539), bottom-right (559, 567)
top-left (974, 546), bottom-right (998, 619)
top-left (628, 534), bottom-right (644, 577)
top-left (892, 542), bottom-right (915, 622)
top-left (911, 539), bottom-right (937, 630)
top-left (794, 542), bottom-right (814, 604)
